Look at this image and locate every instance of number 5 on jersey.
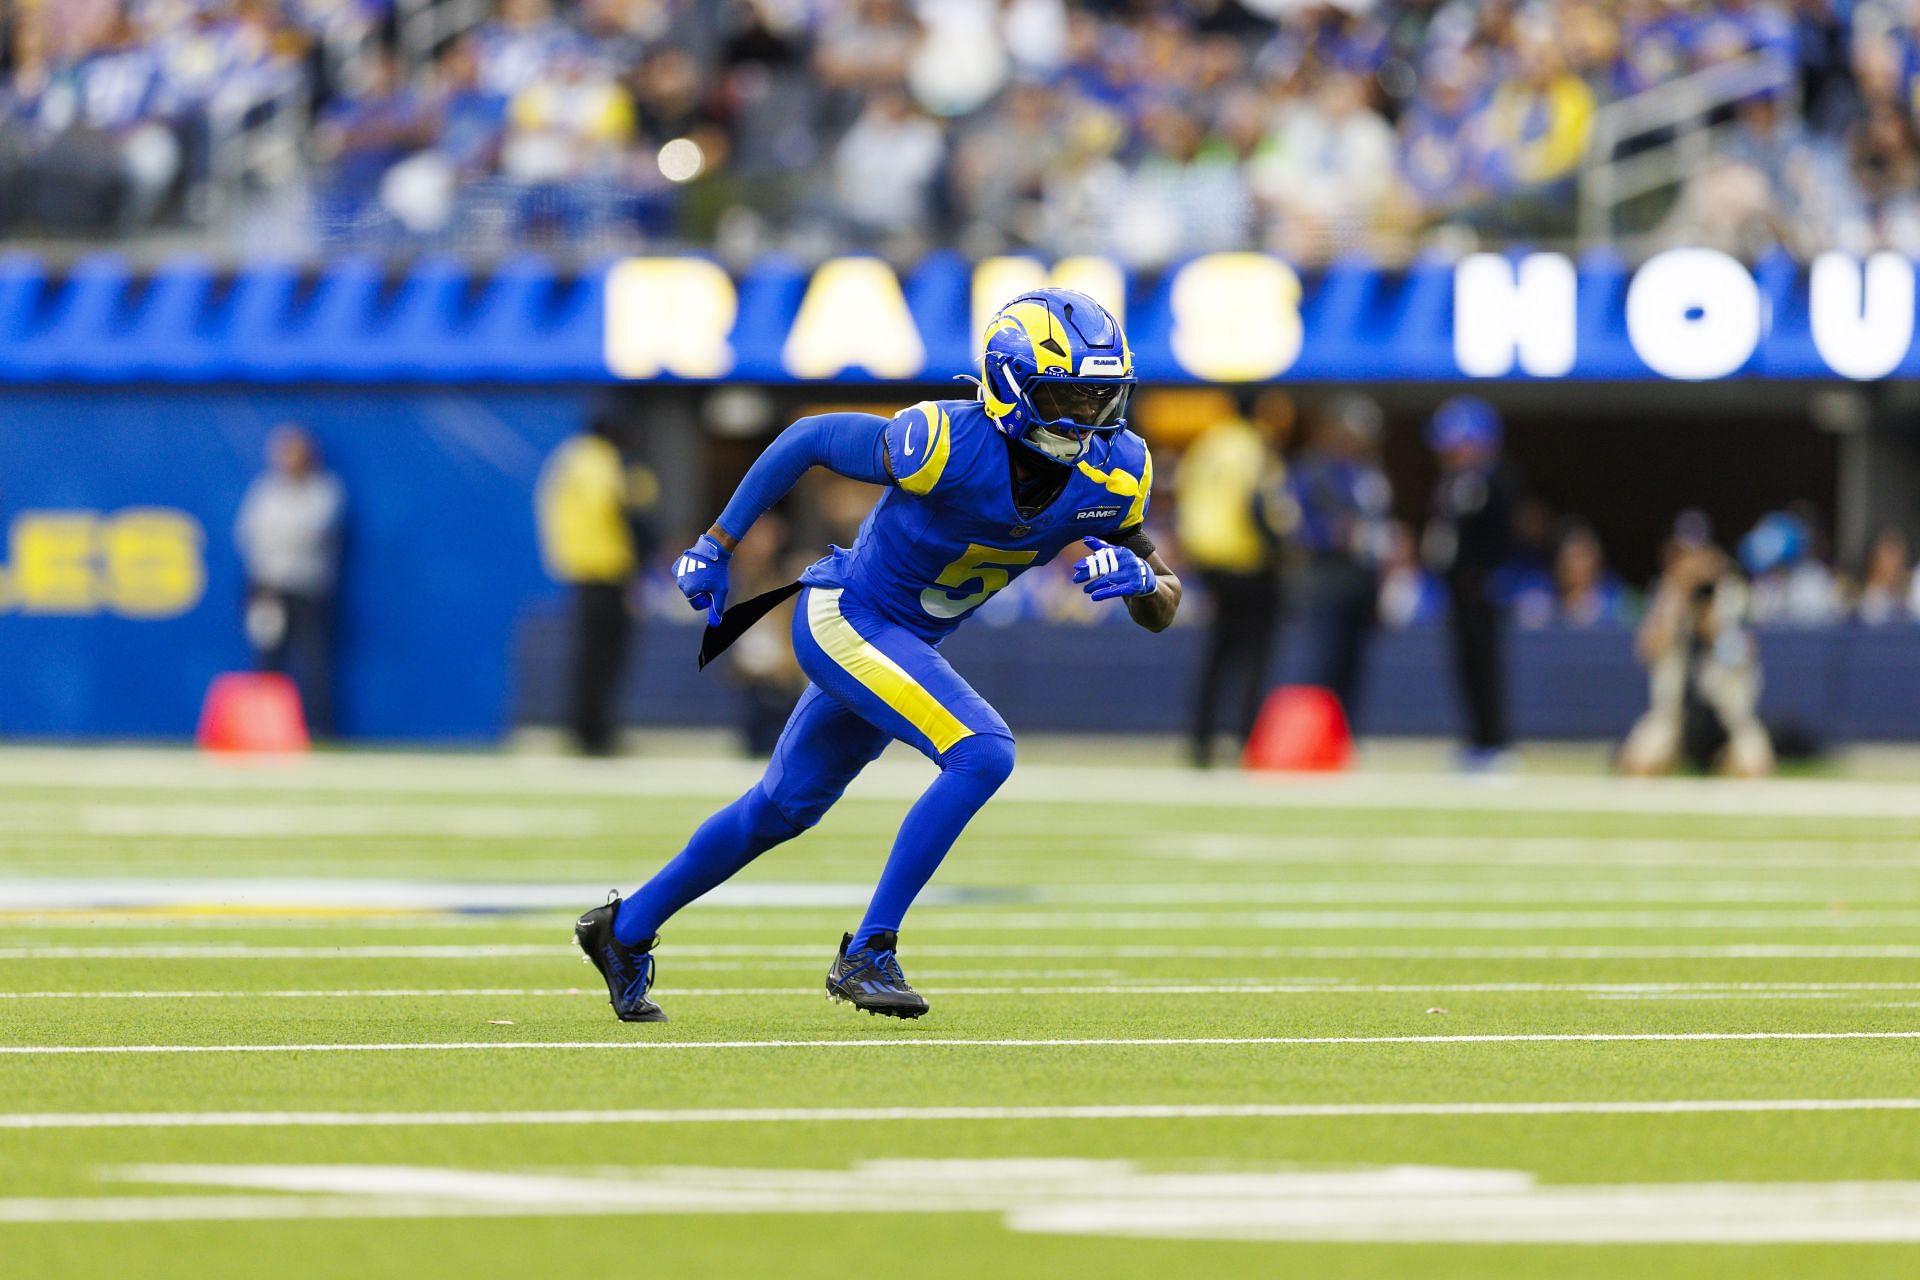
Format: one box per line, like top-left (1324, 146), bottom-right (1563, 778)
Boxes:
top-left (921, 543), bottom-right (1038, 619)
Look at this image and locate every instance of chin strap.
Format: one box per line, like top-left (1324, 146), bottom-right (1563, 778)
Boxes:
top-left (1024, 424), bottom-right (1090, 463)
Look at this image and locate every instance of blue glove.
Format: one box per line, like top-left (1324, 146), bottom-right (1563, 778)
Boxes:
top-left (1073, 537), bottom-right (1157, 603)
top-left (674, 534), bottom-right (731, 626)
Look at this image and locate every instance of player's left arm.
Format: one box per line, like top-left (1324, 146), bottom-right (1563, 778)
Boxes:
top-left (676, 412), bottom-right (891, 624)
top-left (1073, 441), bottom-right (1178, 632)
top-left (1074, 525), bottom-right (1181, 633)
top-left (1129, 547), bottom-right (1182, 633)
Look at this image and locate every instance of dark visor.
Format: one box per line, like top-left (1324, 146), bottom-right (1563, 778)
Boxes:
top-left (1027, 379), bottom-right (1131, 429)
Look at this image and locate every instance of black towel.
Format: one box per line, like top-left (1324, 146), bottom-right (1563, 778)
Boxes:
top-left (697, 581), bottom-right (804, 670)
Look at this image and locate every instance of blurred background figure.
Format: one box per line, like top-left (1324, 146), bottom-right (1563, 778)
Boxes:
top-left (1851, 526), bottom-right (1918, 626)
top-left (1741, 510), bottom-right (1842, 626)
top-left (1177, 388), bottom-right (1296, 767)
top-left (1423, 396), bottom-right (1517, 769)
top-left (1620, 543), bottom-right (1773, 778)
top-left (1377, 520), bottom-right (1444, 630)
top-left (722, 513), bottom-right (806, 756)
top-left (1548, 519), bottom-right (1630, 629)
top-left (536, 414), bottom-right (658, 755)
top-left (1288, 395), bottom-right (1391, 730)
top-left (1494, 496), bottom-right (1558, 612)
top-left (1260, 68), bottom-right (1400, 262)
top-left (830, 86), bottom-right (944, 254)
top-left (235, 424), bottom-right (344, 737)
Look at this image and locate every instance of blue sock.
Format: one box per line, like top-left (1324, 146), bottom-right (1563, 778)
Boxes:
top-left (614, 785), bottom-right (801, 945)
top-left (852, 733), bottom-right (1015, 950)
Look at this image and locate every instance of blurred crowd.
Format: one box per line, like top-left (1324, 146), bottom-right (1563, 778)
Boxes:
top-left (623, 393), bottom-right (1920, 651)
top-left (0, 0), bottom-right (334, 232)
top-left (5, 0), bottom-right (1920, 257)
top-left (1483, 503), bottom-right (1920, 631)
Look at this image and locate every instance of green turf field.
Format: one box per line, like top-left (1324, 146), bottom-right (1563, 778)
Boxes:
top-left (5, 744), bottom-right (1920, 1277)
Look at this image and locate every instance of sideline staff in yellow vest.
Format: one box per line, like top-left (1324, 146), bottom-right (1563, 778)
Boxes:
top-left (537, 417), bottom-right (659, 755)
top-left (1176, 390), bottom-right (1297, 767)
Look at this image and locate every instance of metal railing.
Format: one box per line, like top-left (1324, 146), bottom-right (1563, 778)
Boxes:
top-left (200, 78), bottom-right (313, 225)
top-left (396, 0), bottom-right (494, 66)
top-left (1578, 52), bottom-right (1799, 245)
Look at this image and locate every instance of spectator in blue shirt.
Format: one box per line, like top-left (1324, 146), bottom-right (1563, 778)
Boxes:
top-left (1289, 395), bottom-right (1393, 727)
top-left (1548, 520), bottom-right (1631, 629)
top-left (1401, 51), bottom-right (1490, 218)
top-left (314, 48), bottom-right (434, 205)
top-left (429, 37), bottom-right (507, 179)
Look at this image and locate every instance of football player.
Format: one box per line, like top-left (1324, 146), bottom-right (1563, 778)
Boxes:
top-left (575, 288), bottom-right (1180, 1021)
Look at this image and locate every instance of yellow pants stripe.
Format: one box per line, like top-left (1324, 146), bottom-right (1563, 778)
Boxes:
top-left (806, 588), bottom-right (973, 754)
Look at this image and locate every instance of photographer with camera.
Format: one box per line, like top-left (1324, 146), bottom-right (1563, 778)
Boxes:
top-left (1618, 533), bottom-right (1773, 778)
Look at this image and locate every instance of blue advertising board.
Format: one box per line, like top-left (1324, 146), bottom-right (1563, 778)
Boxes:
top-left (0, 248), bottom-right (1914, 385)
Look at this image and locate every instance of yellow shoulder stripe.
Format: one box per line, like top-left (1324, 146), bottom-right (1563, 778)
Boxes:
top-left (1077, 446), bottom-right (1153, 524)
top-left (896, 402), bottom-right (952, 496)
top-left (1129, 448), bottom-right (1153, 525)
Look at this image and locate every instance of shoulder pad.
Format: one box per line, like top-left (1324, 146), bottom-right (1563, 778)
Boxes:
top-left (883, 400), bottom-right (956, 496)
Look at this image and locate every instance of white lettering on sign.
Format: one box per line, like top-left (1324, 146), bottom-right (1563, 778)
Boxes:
top-left (1625, 248), bottom-right (1762, 381)
top-left (1810, 252), bottom-right (1914, 381)
top-left (1167, 253), bottom-right (1303, 382)
top-left (1453, 252), bottom-right (1577, 378)
top-left (603, 257), bottom-right (737, 379)
top-left (783, 258), bottom-right (926, 379)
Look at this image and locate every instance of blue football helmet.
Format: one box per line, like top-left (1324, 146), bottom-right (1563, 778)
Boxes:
top-left (978, 287), bottom-right (1135, 464)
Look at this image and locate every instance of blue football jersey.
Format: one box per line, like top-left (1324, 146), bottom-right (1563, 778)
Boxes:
top-left (800, 398), bottom-right (1154, 641)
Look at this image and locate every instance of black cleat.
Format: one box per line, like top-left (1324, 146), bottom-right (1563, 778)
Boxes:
top-left (574, 894), bottom-right (667, 1023)
top-left (825, 931), bottom-right (928, 1019)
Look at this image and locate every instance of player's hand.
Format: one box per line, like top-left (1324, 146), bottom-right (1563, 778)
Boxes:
top-left (1073, 537), bottom-right (1157, 603)
top-left (674, 534), bottom-right (731, 626)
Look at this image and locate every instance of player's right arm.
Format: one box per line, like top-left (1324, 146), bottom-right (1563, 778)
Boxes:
top-left (674, 411), bottom-right (896, 624)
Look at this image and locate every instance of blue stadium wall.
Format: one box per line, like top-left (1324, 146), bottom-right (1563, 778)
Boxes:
top-left (0, 388), bottom-right (587, 740)
top-left (523, 617), bottom-right (1920, 747)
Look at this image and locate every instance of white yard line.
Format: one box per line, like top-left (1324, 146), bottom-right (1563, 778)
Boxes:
top-left (1049, 881), bottom-right (1920, 903)
top-left (0, 989), bottom-right (594, 1000)
top-left (5, 1097), bottom-right (1920, 1130)
top-left (0, 944), bottom-right (562, 960)
top-left (13, 877), bottom-right (1920, 913)
top-left (26, 806), bottom-right (596, 839)
top-left (14, 942), bottom-right (1920, 960)
top-left (11, 1157), bottom-right (1920, 1239)
top-left (3, 748), bottom-right (1920, 818)
top-left (0, 880), bottom-right (935, 913)
top-left (13, 839), bottom-right (1920, 875)
top-left (5, 1031), bottom-right (1920, 1057)
top-left (0, 915), bottom-right (583, 931)
top-left (8, 981), bottom-right (1920, 1000)
top-left (7, 904), bottom-right (1920, 941)
top-left (806, 909), bottom-right (1920, 931)
top-left (1138, 834), bottom-right (1920, 868)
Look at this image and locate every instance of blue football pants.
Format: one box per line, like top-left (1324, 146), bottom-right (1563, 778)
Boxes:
top-left (615, 586), bottom-right (1014, 948)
